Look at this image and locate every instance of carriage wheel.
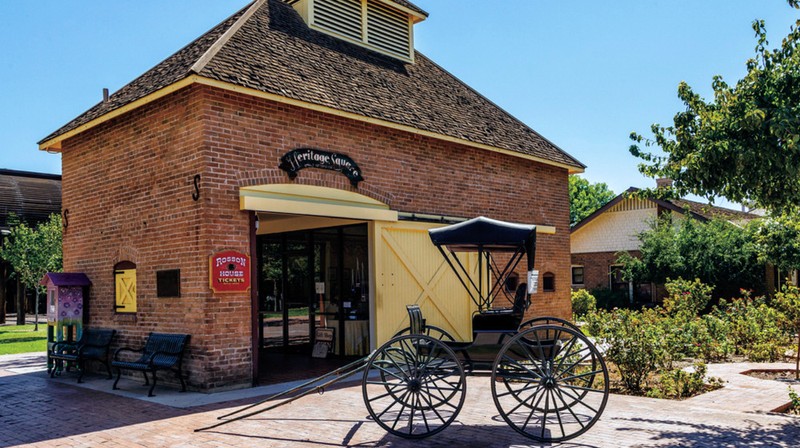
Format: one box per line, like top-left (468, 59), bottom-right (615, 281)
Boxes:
top-left (491, 325), bottom-right (608, 443)
top-left (393, 324), bottom-right (456, 342)
top-left (516, 317), bottom-right (599, 410)
top-left (363, 334), bottom-right (466, 439)
top-left (518, 316), bottom-right (581, 333)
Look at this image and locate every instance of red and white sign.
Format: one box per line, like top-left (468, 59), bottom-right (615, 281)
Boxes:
top-left (209, 250), bottom-right (251, 293)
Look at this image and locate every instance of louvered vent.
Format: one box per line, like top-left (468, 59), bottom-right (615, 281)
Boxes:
top-left (313, 0), bottom-right (363, 42)
top-left (367, 0), bottom-right (410, 59)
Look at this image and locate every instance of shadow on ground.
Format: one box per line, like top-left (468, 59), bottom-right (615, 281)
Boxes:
top-left (616, 416), bottom-right (800, 447)
top-left (207, 416), bottom-right (600, 448)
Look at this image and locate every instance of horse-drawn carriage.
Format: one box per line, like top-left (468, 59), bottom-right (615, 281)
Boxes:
top-left (200, 217), bottom-right (609, 443)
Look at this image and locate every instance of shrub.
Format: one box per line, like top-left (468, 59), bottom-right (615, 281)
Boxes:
top-left (697, 314), bottom-right (733, 362)
top-left (774, 283), bottom-right (800, 380)
top-left (789, 387), bottom-right (800, 415)
top-left (585, 308), bottom-right (668, 392)
top-left (590, 287), bottom-right (629, 310)
top-left (714, 293), bottom-right (789, 362)
top-left (663, 278), bottom-right (713, 318)
top-left (646, 362), bottom-right (723, 399)
top-left (571, 289), bottom-right (597, 318)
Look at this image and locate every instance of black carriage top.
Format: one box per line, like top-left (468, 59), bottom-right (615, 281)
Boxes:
top-left (428, 216), bottom-right (538, 313)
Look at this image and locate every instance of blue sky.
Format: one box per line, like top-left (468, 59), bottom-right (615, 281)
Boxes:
top-left (1, 1), bottom-right (797, 209)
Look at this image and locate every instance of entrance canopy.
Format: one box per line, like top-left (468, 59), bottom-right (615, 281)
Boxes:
top-left (240, 184), bottom-right (398, 222)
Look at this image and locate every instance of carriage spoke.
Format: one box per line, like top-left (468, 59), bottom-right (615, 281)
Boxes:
top-left (559, 369), bottom-right (605, 383)
top-left (556, 384), bottom-right (601, 414)
top-left (555, 349), bottom-right (594, 379)
top-left (364, 334), bottom-right (465, 439)
top-left (552, 385), bottom-right (586, 429)
top-left (492, 325), bottom-right (609, 443)
top-left (551, 388), bottom-right (566, 438)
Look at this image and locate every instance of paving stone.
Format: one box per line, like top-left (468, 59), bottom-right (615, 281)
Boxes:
top-left (0, 353), bottom-right (798, 447)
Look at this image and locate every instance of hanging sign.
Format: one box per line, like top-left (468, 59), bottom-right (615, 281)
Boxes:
top-left (279, 148), bottom-right (364, 186)
top-left (209, 250), bottom-right (251, 293)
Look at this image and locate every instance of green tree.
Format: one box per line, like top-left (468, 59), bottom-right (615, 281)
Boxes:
top-left (0, 214), bottom-right (63, 330)
top-left (630, 3), bottom-right (800, 214)
top-left (618, 214), bottom-right (763, 297)
top-left (753, 214), bottom-right (800, 281)
top-left (569, 175), bottom-right (615, 226)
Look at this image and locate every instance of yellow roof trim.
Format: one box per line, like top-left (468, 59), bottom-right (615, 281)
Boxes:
top-left (39, 75), bottom-right (584, 174)
top-left (38, 76), bottom-right (198, 151)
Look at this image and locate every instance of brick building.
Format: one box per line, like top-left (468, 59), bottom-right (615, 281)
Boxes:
top-left (39, 0), bottom-right (583, 391)
top-left (570, 186), bottom-right (760, 303)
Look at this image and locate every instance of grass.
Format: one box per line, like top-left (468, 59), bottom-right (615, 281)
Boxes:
top-left (0, 324), bottom-right (48, 355)
top-left (262, 307), bottom-right (310, 319)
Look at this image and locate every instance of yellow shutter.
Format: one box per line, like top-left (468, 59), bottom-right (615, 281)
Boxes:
top-left (373, 221), bottom-right (479, 344)
top-left (115, 269), bottom-right (137, 313)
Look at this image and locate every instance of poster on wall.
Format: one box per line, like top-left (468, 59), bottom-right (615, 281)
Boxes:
top-left (209, 250), bottom-right (251, 293)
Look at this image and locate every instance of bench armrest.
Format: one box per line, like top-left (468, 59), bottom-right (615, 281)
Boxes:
top-left (113, 346), bottom-right (144, 361)
top-left (144, 350), bottom-right (183, 368)
top-left (51, 341), bottom-right (80, 354)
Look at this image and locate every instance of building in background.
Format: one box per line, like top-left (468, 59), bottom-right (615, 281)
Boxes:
top-left (570, 185), bottom-right (760, 304)
top-left (0, 169), bottom-right (62, 323)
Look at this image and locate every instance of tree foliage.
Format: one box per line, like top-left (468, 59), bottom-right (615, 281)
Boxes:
top-left (618, 214), bottom-right (763, 296)
top-left (753, 213), bottom-right (800, 275)
top-left (568, 175), bottom-right (615, 226)
top-left (0, 213), bottom-right (63, 301)
top-left (630, 4), bottom-right (800, 214)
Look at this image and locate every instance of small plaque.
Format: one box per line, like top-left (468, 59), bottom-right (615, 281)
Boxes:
top-left (157, 270), bottom-right (181, 297)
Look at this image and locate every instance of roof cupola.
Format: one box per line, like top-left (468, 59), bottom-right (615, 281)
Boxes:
top-left (283, 0), bottom-right (427, 62)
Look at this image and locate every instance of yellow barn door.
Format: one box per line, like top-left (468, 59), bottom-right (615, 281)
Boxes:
top-left (373, 220), bottom-right (479, 344)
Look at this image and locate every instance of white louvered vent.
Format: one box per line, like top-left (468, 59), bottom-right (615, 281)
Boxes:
top-left (285, 0), bottom-right (421, 62)
top-left (366, 0), bottom-right (410, 59)
top-left (314, 0), bottom-right (363, 42)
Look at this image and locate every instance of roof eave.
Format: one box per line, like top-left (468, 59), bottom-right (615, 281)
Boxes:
top-left (39, 75), bottom-right (585, 174)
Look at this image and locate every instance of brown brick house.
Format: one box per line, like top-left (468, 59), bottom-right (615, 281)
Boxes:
top-left (570, 187), bottom-right (760, 304)
top-left (39, 0), bottom-right (583, 391)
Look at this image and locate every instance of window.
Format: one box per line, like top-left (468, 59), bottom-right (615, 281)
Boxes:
top-left (504, 272), bottom-right (519, 293)
top-left (609, 264), bottom-right (627, 292)
top-left (114, 261), bottom-right (137, 313)
top-left (571, 266), bottom-right (584, 285)
top-left (542, 272), bottom-right (555, 292)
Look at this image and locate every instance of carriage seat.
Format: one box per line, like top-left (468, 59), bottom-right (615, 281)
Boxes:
top-left (473, 283), bottom-right (528, 333)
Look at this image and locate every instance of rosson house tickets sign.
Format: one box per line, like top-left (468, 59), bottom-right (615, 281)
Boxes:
top-left (209, 250), bottom-right (251, 293)
top-left (279, 148), bottom-right (364, 186)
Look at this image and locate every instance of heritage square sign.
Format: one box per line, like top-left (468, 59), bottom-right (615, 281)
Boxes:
top-left (279, 148), bottom-right (364, 186)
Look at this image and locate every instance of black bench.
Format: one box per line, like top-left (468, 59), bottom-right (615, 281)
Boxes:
top-left (50, 328), bottom-right (116, 383)
top-left (111, 332), bottom-right (190, 397)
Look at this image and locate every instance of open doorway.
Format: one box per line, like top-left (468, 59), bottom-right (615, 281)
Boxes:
top-left (256, 223), bottom-right (369, 383)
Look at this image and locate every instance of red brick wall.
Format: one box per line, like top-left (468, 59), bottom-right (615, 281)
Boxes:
top-left (60, 83), bottom-right (573, 390)
top-left (571, 251), bottom-right (641, 291)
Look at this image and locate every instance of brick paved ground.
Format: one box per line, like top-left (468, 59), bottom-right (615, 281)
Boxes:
top-left (1, 353), bottom-right (798, 447)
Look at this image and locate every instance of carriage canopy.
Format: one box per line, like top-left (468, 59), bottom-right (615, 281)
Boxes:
top-left (428, 216), bottom-right (538, 310)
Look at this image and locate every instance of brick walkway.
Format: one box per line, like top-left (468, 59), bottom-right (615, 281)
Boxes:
top-left (0, 353), bottom-right (798, 447)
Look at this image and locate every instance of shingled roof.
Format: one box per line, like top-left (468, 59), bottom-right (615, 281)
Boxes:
top-left (571, 187), bottom-right (760, 232)
top-left (40, 0), bottom-right (584, 172)
top-left (0, 169), bottom-right (62, 231)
